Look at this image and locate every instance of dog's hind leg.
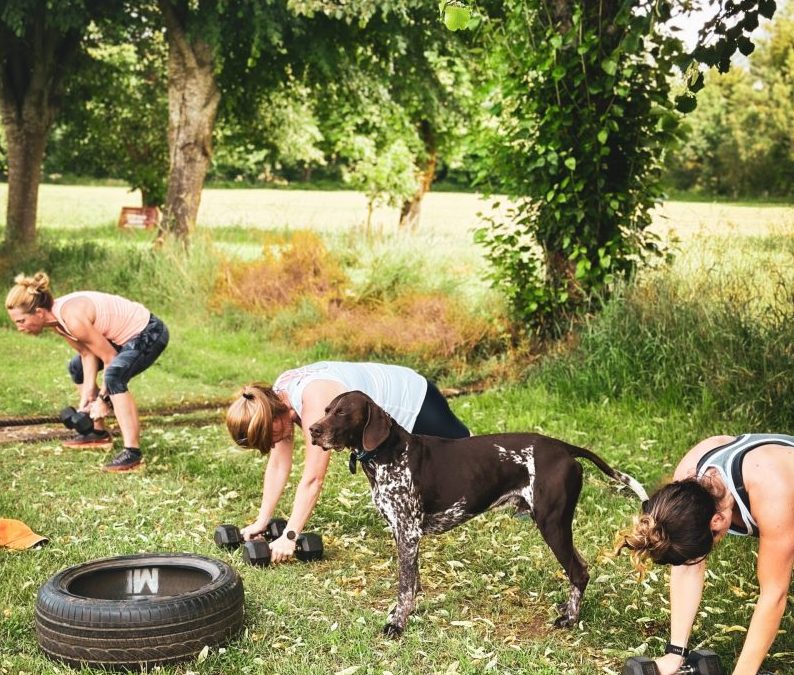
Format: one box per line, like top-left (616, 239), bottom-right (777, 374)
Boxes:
top-left (533, 465), bottom-right (590, 628)
top-left (383, 534), bottom-right (420, 638)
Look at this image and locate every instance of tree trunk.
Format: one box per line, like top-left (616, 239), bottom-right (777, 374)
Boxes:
top-left (0, 19), bottom-right (79, 246)
top-left (2, 118), bottom-right (48, 246)
top-left (158, 0), bottom-right (220, 241)
top-left (399, 120), bottom-right (437, 230)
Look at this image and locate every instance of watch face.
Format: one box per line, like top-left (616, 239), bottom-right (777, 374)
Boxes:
top-left (286, 530), bottom-right (297, 541)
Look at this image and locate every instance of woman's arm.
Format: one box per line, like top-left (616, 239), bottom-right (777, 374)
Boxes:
top-left (654, 439), bottom-right (726, 675)
top-left (269, 380), bottom-right (344, 562)
top-left (732, 484), bottom-right (794, 675)
top-left (241, 437), bottom-right (294, 540)
top-left (654, 560), bottom-right (707, 675)
top-left (78, 352), bottom-right (101, 410)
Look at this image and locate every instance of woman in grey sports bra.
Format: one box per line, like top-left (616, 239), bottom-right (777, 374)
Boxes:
top-left (615, 434), bottom-right (794, 675)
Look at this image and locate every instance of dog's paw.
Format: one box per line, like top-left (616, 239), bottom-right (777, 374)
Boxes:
top-left (553, 614), bottom-right (576, 629)
top-left (382, 622), bottom-right (404, 638)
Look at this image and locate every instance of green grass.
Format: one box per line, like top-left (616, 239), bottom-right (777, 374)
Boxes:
top-left (0, 186), bottom-right (792, 674)
top-left (0, 391), bottom-right (780, 675)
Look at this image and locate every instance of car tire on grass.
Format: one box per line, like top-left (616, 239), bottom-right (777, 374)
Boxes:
top-left (35, 552), bottom-right (244, 670)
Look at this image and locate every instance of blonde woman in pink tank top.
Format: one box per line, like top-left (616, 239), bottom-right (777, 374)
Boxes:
top-left (5, 272), bottom-right (169, 472)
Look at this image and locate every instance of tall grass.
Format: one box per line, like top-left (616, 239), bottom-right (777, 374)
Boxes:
top-left (540, 234), bottom-right (794, 431)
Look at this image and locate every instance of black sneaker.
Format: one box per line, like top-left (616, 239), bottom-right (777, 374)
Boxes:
top-left (102, 448), bottom-right (143, 473)
top-left (63, 430), bottom-right (113, 450)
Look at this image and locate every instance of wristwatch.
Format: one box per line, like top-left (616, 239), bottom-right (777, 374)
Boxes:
top-left (285, 529), bottom-right (297, 542)
top-left (664, 642), bottom-right (689, 658)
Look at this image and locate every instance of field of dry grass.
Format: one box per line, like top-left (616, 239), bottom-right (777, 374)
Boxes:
top-left (1, 184), bottom-right (792, 241)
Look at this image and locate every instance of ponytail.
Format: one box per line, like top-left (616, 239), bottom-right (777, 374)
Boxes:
top-left (614, 478), bottom-right (717, 570)
top-left (226, 383), bottom-right (289, 454)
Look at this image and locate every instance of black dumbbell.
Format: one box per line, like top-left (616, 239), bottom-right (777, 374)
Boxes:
top-left (292, 532), bottom-right (324, 561)
top-left (59, 406), bottom-right (94, 435)
top-left (623, 650), bottom-right (724, 675)
top-left (213, 522), bottom-right (323, 565)
top-left (214, 519), bottom-right (286, 550)
top-left (238, 532), bottom-right (324, 565)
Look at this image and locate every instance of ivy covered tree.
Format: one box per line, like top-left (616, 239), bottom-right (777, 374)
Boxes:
top-left (448, 0), bottom-right (777, 334)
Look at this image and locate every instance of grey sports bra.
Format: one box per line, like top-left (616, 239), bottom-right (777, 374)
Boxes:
top-left (696, 433), bottom-right (794, 537)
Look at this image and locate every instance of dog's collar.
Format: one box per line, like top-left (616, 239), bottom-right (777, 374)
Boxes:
top-left (349, 449), bottom-right (379, 474)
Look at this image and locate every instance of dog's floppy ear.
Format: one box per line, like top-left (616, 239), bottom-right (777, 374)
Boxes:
top-left (362, 397), bottom-right (392, 452)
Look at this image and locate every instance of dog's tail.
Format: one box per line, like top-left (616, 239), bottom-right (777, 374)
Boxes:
top-left (570, 446), bottom-right (649, 503)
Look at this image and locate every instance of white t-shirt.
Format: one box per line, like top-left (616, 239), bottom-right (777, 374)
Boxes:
top-left (273, 361), bottom-right (428, 431)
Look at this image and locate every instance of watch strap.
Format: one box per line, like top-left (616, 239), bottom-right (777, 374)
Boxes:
top-left (664, 642), bottom-right (689, 658)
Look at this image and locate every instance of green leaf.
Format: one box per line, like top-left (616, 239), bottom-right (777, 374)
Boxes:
top-left (597, 129), bottom-right (609, 144)
top-left (689, 71), bottom-right (705, 93)
top-left (759, 0), bottom-right (777, 19)
top-left (564, 157), bottom-right (576, 171)
top-left (443, 4), bottom-right (471, 31)
top-left (601, 59), bottom-right (618, 76)
top-left (737, 36), bottom-right (755, 56)
top-left (675, 94), bottom-right (697, 113)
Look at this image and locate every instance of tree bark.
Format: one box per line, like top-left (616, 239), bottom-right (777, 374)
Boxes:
top-left (158, 0), bottom-right (220, 241)
top-left (399, 120), bottom-right (437, 230)
top-left (0, 18), bottom-right (79, 246)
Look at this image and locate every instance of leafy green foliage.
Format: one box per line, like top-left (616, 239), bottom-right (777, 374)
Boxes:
top-left (666, 3), bottom-right (794, 198)
top-left (472, 1), bottom-right (682, 334)
top-left (211, 81), bottom-right (327, 183)
top-left (686, 0), bottom-right (778, 79)
top-left (442, 1), bottom-right (779, 335)
top-left (339, 136), bottom-right (419, 224)
top-left (46, 28), bottom-right (169, 206)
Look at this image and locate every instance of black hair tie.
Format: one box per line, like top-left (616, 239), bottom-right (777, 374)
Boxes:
top-left (242, 392), bottom-right (254, 401)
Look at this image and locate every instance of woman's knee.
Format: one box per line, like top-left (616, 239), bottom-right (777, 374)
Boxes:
top-left (103, 366), bottom-right (130, 396)
top-left (67, 355), bottom-right (83, 384)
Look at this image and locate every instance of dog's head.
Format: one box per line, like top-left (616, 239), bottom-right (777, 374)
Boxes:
top-left (309, 390), bottom-right (392, 453)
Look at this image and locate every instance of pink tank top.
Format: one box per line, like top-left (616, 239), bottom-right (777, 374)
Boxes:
top-left (52, 291), bottom-right (150, 345)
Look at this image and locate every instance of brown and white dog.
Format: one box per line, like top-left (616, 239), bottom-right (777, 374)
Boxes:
top-left (309, 390), bottom-right (647, 637)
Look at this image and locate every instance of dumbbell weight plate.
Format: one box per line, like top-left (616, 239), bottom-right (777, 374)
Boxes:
top-left (264, 518), bottom-right (287, 541)
top-left (622, 656), bottom-right (659, 675)
top-left (686, 650), bottom-right (724, 675)
top-left (242, 539), bottom-right (271, 566)
top-left (60, 406), bottom-right (94, 435)
top-left (295, 533), bottom-right (324, 561)
top-left (214, 524), bottom-right (242, 550)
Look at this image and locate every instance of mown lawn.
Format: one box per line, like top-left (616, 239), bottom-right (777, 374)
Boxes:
top-left (0, 185), bottom-right (792, 674)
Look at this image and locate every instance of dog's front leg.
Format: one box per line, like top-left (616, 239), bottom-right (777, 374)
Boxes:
top-left (383, 533), bottom-right (420, 638)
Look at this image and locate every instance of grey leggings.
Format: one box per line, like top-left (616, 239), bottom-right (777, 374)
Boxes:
top-left (68, 314), bottom-right (169, 395)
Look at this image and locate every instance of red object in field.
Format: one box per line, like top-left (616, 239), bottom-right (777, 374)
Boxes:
top-left (118, 207), bottom-right (160, 229)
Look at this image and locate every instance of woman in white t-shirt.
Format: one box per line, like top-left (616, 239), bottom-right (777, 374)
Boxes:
top-left (225, 361), bottom-right (470, 562)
